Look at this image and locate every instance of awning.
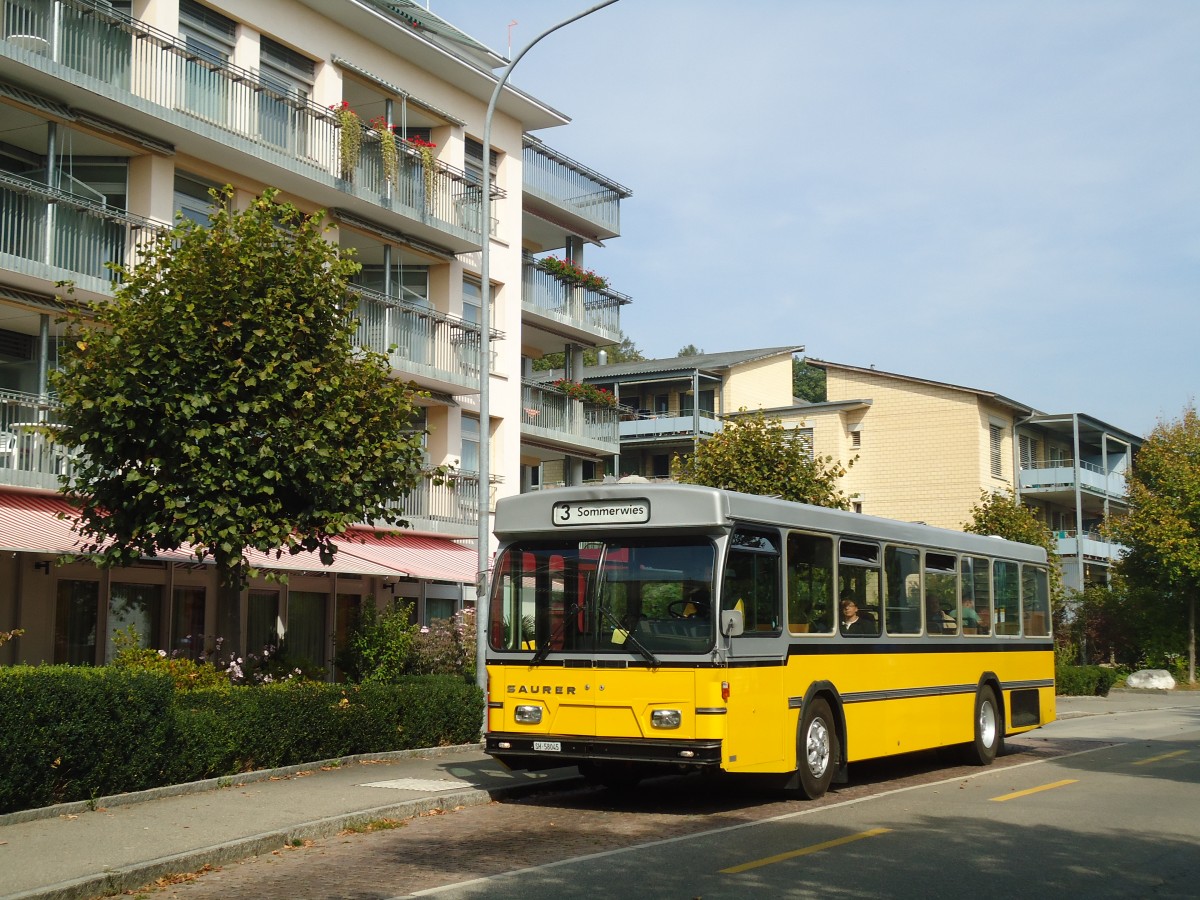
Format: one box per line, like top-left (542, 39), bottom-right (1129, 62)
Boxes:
top-left (0, 491), bottom-right (475, 582)
top-left (0, 492), bottom-right (88, 554)
top-left (335, 530), bottom-right (478, 583)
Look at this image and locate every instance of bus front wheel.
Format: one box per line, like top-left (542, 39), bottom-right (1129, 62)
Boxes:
top-left (797, 697), bottom-right (837, 799)
top-left (964, 685), bottom-right (1003, 765)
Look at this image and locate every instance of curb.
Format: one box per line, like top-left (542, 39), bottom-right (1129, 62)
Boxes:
top-left (6, 772), bottom-right (586, 900)
top-left (0, 743), bottom-right (486, 828)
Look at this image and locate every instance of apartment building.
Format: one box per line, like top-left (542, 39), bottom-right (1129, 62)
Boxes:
top-left (785, 361), bottom-right (1140, 592)
top-left (545, 347), bottom-right (800, 481)
top-left (0, 0), bottom-right (630, 670)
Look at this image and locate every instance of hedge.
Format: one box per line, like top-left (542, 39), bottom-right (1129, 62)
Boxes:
top-left (0, 668), bottom-right (484, 814)
top-left (1055, 664), bottom-right (1118, 697)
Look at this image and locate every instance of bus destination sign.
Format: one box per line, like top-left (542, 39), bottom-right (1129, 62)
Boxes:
top-left (552, 499), bottom-right (650, 527)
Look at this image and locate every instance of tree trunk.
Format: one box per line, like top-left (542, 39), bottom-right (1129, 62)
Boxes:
top-left (1189, 594), bottom-right (1196, 685)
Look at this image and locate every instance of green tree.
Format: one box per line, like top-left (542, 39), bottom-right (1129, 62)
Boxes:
top-left (1107, 406), bottom-right (1200, 684)
top-left (793, 358), bottom-right (826, 403)
top-left (964, 489), bottom-right (1064, 609)
top-left (52, 188), bottom-right (429, 610)
top-left (676, 343), bottom-right (703, 357)
top-left (672, 411), bottom-right (853, 508)
top-left (531, 330), bottom-right (644, 371)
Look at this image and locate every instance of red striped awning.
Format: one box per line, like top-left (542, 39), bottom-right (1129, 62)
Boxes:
top-left (335, 529), bottom-right (479, 583)
top-left (0, 491), bottom-right (475, 582)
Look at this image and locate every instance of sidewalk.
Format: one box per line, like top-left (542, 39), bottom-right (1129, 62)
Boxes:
top-left (1, 688), bottom-right (1196, 900)
top-left (0, 745), bottom-right (583, 900)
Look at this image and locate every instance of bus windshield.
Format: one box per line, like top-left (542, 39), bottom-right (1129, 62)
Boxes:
top-left (488, 537), bottom-right (717, 658)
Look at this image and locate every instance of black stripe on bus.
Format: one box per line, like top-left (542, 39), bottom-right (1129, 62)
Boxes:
top-left (840, 678), bottom-right (1054, 705)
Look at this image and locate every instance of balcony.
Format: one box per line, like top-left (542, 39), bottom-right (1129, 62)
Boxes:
top-left (0, 0), bottom-right (485, 251)
top-left (522, 139), bottom-right (629, 244)
top-left (1054, 529), bottom-right (1126, 564)
top-left (0, 171), bottom-right (161, 294)
top-left (385, 471), bottom-right (479, 539)
top-left (521, 257), bottom-right (627, 352)
top-left (0, 389), bottom-right (70, 492)
top-left (1020, 459), bottom-right (1128, 502)
top-left (349, 285), bottom-right (486, 396)
top-left (619, 410), bottom-right (722, 443)
top-left (520, 381), bottom-right (619, 457)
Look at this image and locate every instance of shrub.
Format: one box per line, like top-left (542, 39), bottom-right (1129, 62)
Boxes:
top-left (344, 599), bottom-right (418, 683)
top-left (1056, 664), bottom-right (1118, 697)
top-left (410, 609), bottom-right (476, 678)
top-left (0, 666), bottom-right (175, 813)
top-left (110, 626), bottom-right (228, 691)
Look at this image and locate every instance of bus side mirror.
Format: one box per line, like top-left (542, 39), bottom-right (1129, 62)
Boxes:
top-left (720, 609), bottom-right (744, 637)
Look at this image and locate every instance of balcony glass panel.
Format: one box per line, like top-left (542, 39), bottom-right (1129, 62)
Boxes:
top-left (521, 260), bottom-right (624, 340)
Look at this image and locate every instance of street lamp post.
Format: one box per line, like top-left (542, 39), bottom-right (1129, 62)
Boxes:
top-left (475, 1), bottom-right (620, 697)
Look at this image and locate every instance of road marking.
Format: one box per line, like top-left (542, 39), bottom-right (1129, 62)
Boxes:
top-left (991, 779), bottom-right (1077, 802)
top-left (720, 827), bottom-right (892, 874)
top-left (1132, 750), bottom-right (1188, 766)
top-left (404, 744), bottom-right (1116, 898)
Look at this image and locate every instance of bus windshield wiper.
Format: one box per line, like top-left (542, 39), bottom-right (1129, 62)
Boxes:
top-left (529, 602), bottom-right (581, 665)
top-left (597, 603), bottom-right (659, 667)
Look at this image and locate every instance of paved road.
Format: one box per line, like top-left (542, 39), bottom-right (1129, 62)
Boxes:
top-left (140, 690), bottom-right (1200, 900)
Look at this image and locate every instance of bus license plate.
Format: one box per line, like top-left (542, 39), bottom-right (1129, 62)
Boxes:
top-left (533, 740), bottom-right (561, 752)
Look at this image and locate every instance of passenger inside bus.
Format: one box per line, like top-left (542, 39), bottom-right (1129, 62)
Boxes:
top-left (840, 595), bottom-right (877, 635)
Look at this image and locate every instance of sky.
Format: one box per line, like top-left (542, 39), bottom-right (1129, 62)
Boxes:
top-left (428, 1), bottom-right (1198, 439)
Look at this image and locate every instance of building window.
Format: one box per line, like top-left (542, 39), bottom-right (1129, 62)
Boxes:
top-left (258, 36), bottom-right (314, 152)
top-left (247, 589), bottom-right (280, 653)
top-left (174, 170), bottom-right (222, 225)
top-left (989, 424), bottom-right (1003, 477)
top-left (55, 580), bottom-right (100, 665)
top-left (462, 277), bottom-right (481, 325)
top-left (286, 591), bottom-right (327, 671)
top-left (179, 0), bottom-right (236, 125)
top-left (106, 582), bottom-right (163, 661)
top-left (172, 586), bottom-right (206, 660)
top-left (851, 430), bottom-right (862, 449)
top-left (460, 414), bottom-right (479, 473)
top-left (1018, 435), bottom-right (1037, 470)
top-left (464, 137), bottom-right (498, 185)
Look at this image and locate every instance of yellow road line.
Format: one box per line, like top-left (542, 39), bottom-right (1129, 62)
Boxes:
top-left (1132, 749), bottom-right (1188, 767)
top-left (991, 779), bottom-right (1077, 802)
top-left (720, 827), bottom-right (892, 874)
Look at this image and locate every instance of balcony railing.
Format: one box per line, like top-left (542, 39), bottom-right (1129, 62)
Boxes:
top-left (523, 140), bottom-right (625, 235)
top-left (0, 389), bottom-right (70, 491)
top-left (1020, 459), bottom-right (1128, 499)
top-left (619, 410), bottom-right (722, 441)
top-left (521, 381), bottom-right (619, 452)
top-left (386, 470), bottom-right (479, 537)
top-left (0, 171), bottom-right (162, 288)
top-left (1054, 529), bottom-right (1125, 562)
top-left (2, 0), bottom-right (487, 239)
top-left (349, 285), bottom-right (484, 393)
top-left (522, 258), bottom-right (626, 343)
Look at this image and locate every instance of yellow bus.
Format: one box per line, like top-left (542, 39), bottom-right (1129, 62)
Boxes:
top-left (483, 484), bottom-right (1054, 797)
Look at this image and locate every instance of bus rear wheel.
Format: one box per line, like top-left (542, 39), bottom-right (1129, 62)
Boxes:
top-left (797, 697), bottom-right (837, 799)
top-left (964, 685), bottom-right (1002, 765)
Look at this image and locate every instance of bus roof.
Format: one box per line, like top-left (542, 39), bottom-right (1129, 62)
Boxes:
top-left (493, 484), bottom-right (1047, 565)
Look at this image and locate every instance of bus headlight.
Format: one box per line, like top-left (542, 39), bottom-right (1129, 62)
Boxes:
top-left (651, 709), bottom-right (682, 729)
top-left (514, 705), bottom-right (542, 724)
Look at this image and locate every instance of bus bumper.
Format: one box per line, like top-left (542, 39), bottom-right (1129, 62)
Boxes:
top-left (485, 732), bottom-right (723, 771)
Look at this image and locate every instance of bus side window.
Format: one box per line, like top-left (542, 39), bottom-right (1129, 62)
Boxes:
top-left (993, 560), bottom-right (1020, 634)
top-left (961, 556), bottom-right (991, 635)
top-left (837, 540), bottom-right (881, 635)
top-left (724, 528), bottom-right (781, 633)
top-left (884, 546), bottom-right (921, 635)
top-left (787, 532), bottom-right (834, 634)
top-left (1022, 564), bottom-right (1051, 636)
